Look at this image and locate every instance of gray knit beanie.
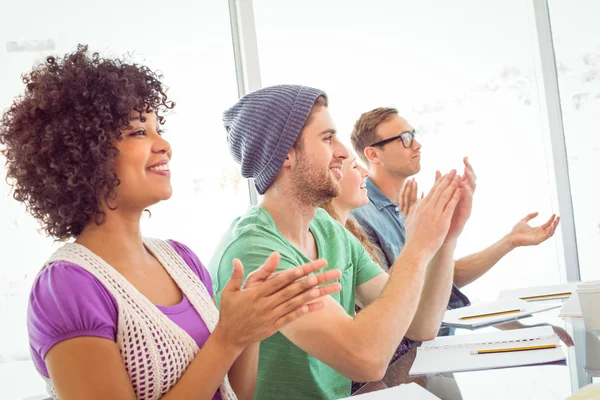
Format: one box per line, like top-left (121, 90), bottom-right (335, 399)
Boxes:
top-left (223, 84), bottom-right (327, 194)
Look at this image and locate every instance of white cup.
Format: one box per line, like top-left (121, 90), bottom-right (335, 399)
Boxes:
top-left (584, 331), bottom-right (600, 377)
top-left (577, 281), bottom-right (600, 331)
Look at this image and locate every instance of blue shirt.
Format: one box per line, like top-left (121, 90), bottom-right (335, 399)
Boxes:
top-left (351, 178), bottom-right (471, 336)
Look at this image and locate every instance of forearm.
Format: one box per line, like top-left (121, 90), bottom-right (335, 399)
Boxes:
top-left (162, 328), bottom-right (243, 400)
top-left (353, 245), bottom-right (431, 364)
top-left (227, 342), bottom-right (259, 400)
top-left (406, 241), bottom-right (456, 341)
top-left (454, 235), bottom-right (515, 288)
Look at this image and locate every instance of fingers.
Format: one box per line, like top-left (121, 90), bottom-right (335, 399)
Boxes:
top-left (522, 212), bottom-right (540, 223)
top-left (435, 170), bottom-right (441, 182)
top-left (406, 196), bottom-right (422, 221)
top-left (425, 169), bottom-right (456, 205)
top-left (272, 283), bottom-right (342, 329)
top-left (402, 179), bottom-right (417, 215)
top-left (540, 214), bottom-right (556, 230)
top-left (224, 258), bottom-right (245, 292)
top-left (260, 259), bottom-right (329, 297)
top-left (544, 216), bottom-right (560, 240)
top-left (400, 180), bottom-right (410, 214)
top-left (463, 156), bottom-right (474, 173)
top-left (443, 187), bottom-right (461, 218)
top-left (432, 172), bottom-right (460, 210)
top-left (273, 303), bottom-right (315, 330)
top-left (267, 268), bottom-right (342, 309)
top-left (461, 159), bottom-right (476, 191)
top-left (245, 252), bottom-right (281, 286)
top-left (409, 180), bottom-right (418, 211)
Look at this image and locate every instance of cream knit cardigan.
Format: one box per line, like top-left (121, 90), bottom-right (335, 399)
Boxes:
top-left (40, 238), bottom-right (237, 400)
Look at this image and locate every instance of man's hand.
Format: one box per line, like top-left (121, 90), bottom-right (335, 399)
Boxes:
top-left (443, 156), bottom-right (476, 243)
top-left (508, 213), bottom-right (560, 248)
top-left (405, 170), bottom-right (462, 258)
top-left (400, 178), bottom-right (419, 216)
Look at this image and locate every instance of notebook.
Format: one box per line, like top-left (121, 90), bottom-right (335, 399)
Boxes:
top-left (409, 326), bottom-right (566, 376)
top-left (343, 383), bottom-right (440, 399)
top-left (498, 283), bottom-right (578, 302)
top-left (442, 299), bottom-right (561, 329)
top-left (559, 293), bottom-right (582, 318)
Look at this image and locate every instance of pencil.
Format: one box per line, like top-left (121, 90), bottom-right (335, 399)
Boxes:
top-left (520, 292), bottom-right (571, 301)
top-left (459, 309), bottom-right (522, 321)
top-left (472, 344), bottom-right (557, 355)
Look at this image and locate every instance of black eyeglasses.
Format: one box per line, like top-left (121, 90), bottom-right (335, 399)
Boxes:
top-left (369, 130), bottom-right (417, 148)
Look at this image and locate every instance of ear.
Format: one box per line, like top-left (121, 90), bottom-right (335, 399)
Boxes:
top-left (364, 147), bottom-right (380, 165)
top-left (282, 147), bottom-right (295, 168)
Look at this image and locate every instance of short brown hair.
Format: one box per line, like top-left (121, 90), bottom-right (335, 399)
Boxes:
top-left (350, 107), bottom-right (398, 164)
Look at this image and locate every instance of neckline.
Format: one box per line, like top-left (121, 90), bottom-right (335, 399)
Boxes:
top-left (156, 294), bottom-right (190, 314)
top-left (71, 240), bottom-right (185, 307)
top-left (258, 205), bottom-right (322, 261)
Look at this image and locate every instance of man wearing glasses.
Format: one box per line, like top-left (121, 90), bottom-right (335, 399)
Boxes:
top-left (350, 107), bottom-right (561, 337)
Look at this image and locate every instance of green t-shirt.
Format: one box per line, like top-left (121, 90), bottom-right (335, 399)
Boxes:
top-left (208, 206), bottom-right (384, 400)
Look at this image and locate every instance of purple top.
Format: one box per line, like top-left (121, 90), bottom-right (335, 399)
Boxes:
top-left (27, 240), bottom-right (221, 400)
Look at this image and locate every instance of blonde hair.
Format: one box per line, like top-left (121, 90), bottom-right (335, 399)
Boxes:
top-left (321, 200), bottom-right (384, 268)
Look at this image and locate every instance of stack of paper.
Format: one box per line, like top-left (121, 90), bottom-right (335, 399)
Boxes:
top-left (345, 383), bottom-right (440, 399)
top-left (498, 283), bottom-right (578, 302)
top-left (442, 299), bottom-right (561, 329)
top-left (409, 326), bottom-right (566, 376)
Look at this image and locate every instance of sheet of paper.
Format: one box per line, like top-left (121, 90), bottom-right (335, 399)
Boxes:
top-left (442, 299), bottom-right (560, 329)
top-left (498, 283), bottom-right (578, 302)
top-left (410, 326), bottom-right (566, 376)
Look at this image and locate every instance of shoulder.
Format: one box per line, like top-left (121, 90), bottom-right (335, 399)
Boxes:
top-left (352, 201), bottom-right (384, 222)
top-left (164, 239), bottom-right (214, 296)
top-left (312, 208), bottom-right (351, 235)
top-left (28, 261), bottom-right (118, 359)
top-left (165, 240), bottom-right (204, 274)
top-left (213, 207), bottom-right (292, 258)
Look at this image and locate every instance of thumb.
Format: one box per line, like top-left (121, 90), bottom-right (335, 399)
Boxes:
top-left (225, 258), bottom-right (245, 292)
top-left (249, 252), bottom-right (280, 283)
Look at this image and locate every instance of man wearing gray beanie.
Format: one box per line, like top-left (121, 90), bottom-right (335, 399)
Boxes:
top-left (210, 84), bottom-right (467, 399)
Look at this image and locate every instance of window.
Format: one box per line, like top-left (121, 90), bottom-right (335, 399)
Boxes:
top-left (548, 0), bottom-right (600, 282)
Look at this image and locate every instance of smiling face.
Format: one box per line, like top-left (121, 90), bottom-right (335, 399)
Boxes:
top-left (289, 105), bottom-right (349, 206)
top-left (110, 111), bottom-right (173, 211)
top-left (336, 155), bottom-right (369, 211)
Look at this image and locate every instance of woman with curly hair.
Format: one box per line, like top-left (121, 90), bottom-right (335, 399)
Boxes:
top-left (0, 45), bottom-right (342, 400)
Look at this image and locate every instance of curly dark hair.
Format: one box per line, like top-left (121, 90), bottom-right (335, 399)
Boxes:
top-left (0, 44), bottom-right (174, 240)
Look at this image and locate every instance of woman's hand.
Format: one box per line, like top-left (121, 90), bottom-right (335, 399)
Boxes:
top-left (214, 253), bottom-right (341, 350)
